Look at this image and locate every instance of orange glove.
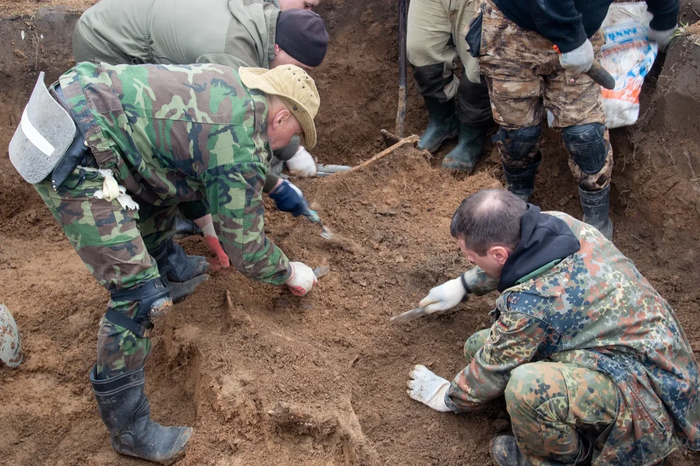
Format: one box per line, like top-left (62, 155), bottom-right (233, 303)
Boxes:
top-left (195, 215), bottom-right (230, 269)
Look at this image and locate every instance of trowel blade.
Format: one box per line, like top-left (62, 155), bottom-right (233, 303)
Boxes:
top-left (390, 307), bottom-right (426, 324)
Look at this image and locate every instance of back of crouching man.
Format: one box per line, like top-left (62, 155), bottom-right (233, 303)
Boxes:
top-left (9, 62), bottom-right (321, 464)
top-left (407, 189), bottom-right (700, 466)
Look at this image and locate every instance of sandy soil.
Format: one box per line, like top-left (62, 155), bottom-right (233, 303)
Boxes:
top-left (2, 1), bottom-right (700, 465)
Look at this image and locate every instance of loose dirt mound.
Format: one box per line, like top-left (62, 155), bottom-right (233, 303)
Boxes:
top-left (2, 3), bottom-right (700, 466)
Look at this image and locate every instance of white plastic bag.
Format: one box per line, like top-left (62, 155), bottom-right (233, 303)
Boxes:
top-left (599, 2), bottom-right (659, 128)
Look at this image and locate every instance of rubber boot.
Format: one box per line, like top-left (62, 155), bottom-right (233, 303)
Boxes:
top-left (417, 97), bottom-right (459, 153)
top-left (174, 214), bottom-right (202, 239)
top-left (151, 240), bottom-right (209, 302)
top-left (503, 160), bottom-right (540, 203)
top-left (441, 124), bottom-right (487, 173)
top-left (90, 366), bottom-right (192, 465)
top-left (490, 436), bottom-right (531, 466)
top-left (579, 184), bottom-right (613, 241)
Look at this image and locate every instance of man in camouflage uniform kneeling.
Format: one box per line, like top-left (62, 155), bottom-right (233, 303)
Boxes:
top-left (9, 62), bottom-right (321, 463)
top-left (407, 189), bottom-right (700, 466)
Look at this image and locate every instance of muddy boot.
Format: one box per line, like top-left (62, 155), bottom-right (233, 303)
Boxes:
top-left (90, 366), bottom-right (192, 465)
top-left (503, 160), bottom-right (540, 203)
top-left (490, 436), bottom-right (531, 466)
top-left (417, 97), bottom-right (459, 153)
top-left (151, 240), bottom-right (209, 302)
top-left (442, 124), bottom-right (487, 173)
top-left (579, 185), bottom-right (613, 241)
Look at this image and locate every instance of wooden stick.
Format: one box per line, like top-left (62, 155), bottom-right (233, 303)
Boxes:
top-left (342, 135), bottom-right (419, 175)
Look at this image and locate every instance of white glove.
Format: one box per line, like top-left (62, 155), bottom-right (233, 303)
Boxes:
top-left (407, 365), bottom-right (452, 412)
top-left (418, 277), bottom-right (467, 314)
top-left (285, 261), bottom-right (318, 296)
top-left (559, 39), bottom-right (594, 74)
top-left (648, 25), bottom-right (677, 50)
top-left (285, 146), bottom-right (317, 177)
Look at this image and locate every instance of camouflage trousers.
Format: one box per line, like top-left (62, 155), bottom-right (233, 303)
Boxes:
top-left (475, 0), bottom-right (613, 190)
top-left (34, 166), bottom-right (174, 380)
top-left (466, 330), bottom-right (618, 465)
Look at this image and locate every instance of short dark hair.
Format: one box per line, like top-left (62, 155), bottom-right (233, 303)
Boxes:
top-left (450, 189), bottom-right (527, 256)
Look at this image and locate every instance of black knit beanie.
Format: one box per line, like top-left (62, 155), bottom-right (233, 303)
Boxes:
top-left (276, 10), bottom-right (329, 67)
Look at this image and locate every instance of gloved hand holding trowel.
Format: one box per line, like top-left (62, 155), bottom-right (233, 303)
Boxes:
top-left (269, 178), bottom-right (334, 239)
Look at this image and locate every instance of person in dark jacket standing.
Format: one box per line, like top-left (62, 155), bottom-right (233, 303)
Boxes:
top-left (465, 0), bottom-right (679, 240)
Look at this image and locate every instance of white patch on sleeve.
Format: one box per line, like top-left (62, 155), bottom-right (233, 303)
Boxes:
top-left (21, 107), bottom-right (55, 156)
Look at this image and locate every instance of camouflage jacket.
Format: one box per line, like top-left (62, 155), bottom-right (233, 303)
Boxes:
top-left (448, 212), bottom-right (700, 465)
top-left (58, 62), bottom-right (291, 285)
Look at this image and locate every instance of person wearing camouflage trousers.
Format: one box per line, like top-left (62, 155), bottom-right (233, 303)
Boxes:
top-left (407, 0), bottom-right (492, 172)
top-left (464, 0), bottom-right (679, 240)
top-left (407, 189), bottom-right (700, 466)
top-left (21, 62), bottom-right (321, 464)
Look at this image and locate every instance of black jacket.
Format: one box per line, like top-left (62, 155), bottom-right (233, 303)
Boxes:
top-left (492, 0), bottom-right (679, 53)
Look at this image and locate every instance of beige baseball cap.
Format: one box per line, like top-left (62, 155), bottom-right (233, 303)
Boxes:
top-left (240, 65), bottom-right (320, 150)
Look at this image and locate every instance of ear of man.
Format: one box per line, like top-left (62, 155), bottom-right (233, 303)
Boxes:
top-left (487, 245), bottom-right (511, 265)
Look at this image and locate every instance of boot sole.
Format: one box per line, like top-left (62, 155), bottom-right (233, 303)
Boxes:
top-left (112, 427), bottom-right (193, 465)
top-left (418, 127), bottom-right (459, 153)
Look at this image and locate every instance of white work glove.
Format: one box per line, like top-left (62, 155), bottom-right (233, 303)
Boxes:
top-left (648, 25), bottom-right (677, 50)
top-left (559, 39), bottom-right (594, 74)
top-left (419, 277), bottom-right (467, 314)
top-left (285, 261), bottom-right (318, 296)
top-left (285, 146), bottom-right (317, 177)
top-left (407, 365), bottom-right (452, 412)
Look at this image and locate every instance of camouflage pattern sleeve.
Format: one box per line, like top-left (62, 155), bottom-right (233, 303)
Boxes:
top-left (462, 266), bottom-right (499, 296)
top-left (445, 311), bottom-right (550, 412)
top-left (203, 161), bottom-right (291, 285)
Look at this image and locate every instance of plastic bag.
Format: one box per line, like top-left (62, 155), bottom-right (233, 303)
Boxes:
top-left (599, 2), bottom-right (659, 128)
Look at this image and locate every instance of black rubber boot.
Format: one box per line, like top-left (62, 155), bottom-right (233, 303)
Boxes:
top-left (503, 159), bottom-right (540, 203)
top-left (151, 240), bottom-right (209, 302)
top-left (441, 124), bottom-right (487, 173)
top-left (490, 436), bottom-right (531, 466)
top-left (579, 184), bottom-right (613, 241)
top-left (90, 366), bottom-right (192, 465)
top-left (174, 214), bottom-right (202, 239)
top-left (417, 97), bottom-right (459, 153)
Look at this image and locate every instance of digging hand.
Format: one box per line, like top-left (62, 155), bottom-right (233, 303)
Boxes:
top-left (648, 25), bottom-right (677, 50)
top-left (285, 261), bottom-right (318, 296)
top-left (286, 146), bottom-right (317, 177)
top-left (407, 365), bottom-right (452, 412)
top-left (195, 214), bottom-right (230, 269)
top-left (418, 276), bottom-right (468, 314)
top-left (558, 39), bottom-right (594, 74)
top-left (270, 179), bottom-right (316, 219)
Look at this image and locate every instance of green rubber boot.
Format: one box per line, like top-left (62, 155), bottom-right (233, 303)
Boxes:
top-left (90, 366), bottom-right (192, 465)
top-left (417, 97), bottom-right (459, 153)
top-left (441, 123), bottom-right (487, 173)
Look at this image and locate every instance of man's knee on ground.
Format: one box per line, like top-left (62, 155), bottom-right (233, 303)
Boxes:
top-left (496, 126), bottom-right (541, 164)
top-left (463, 328), bottom-right (490, 363)
top-left (562, 123), bottom-right (607, 175)
top-left (504, 363), bottom-right (568, 421)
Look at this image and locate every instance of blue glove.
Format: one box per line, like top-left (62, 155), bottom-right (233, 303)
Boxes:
top-left (270, 179), bottom-right (316, 219)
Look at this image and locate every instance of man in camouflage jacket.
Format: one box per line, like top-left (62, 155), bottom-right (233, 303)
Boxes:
top-left (407, 189), bottom-right (700, 466)
top-left (73, 0), bottom-right (329, 271)
top-left (16, 62), bottom-right (320, 463)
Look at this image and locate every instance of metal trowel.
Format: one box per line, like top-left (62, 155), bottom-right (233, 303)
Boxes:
top-left (390, 306), bottom-right (427, 324)
top-left (306, 208), bottom-right (334, 240)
